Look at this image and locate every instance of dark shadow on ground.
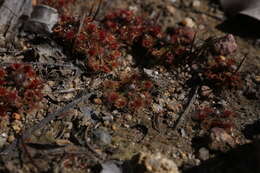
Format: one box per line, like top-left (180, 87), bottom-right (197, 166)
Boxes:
top-left (243, 120), bottom-right (260, 140)
top-left (184, 140), bottom-right (260, 173)
top-left (216, 14), bottom-right (260, 38)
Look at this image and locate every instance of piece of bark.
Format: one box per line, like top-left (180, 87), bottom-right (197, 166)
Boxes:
top-left (0, 0), bottom-right (32, 40)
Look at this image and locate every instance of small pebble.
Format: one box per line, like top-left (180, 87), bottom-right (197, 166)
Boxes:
top-left (0, 133), bottom-right (7, 148)
top-left (111, 124), bottom-right (117, 131)
top-left (192, 0), bottom-right (201, 8)
top-left (200, 85), bottom-right (213, 98)
top-left (152, 104), bottom-right (163, 113)
top-left (209, 127), bottom-right (236, 151)
top-left (63, 133), bottom-right (70, 138)
top-left (254, 75), bottom-right (260, 83)
top-left (212, 34), bottom-right (237, 56)
top-left (181, 17), bottom-right (196, 28)
top-left (124, 114), bottom-right (132, 121)
top-left (180, 129), bottom-right (186, 137)
top-left (194, 159), bottom-right (201, 166)
top-left (178, 93), bottom-right (185, 101)
top-left (129, 6), bottom-right (138, 13)
top-left (167, 5), bottom-right (176, 15)
top-left (92, 128), bottom-right (112, 146)
top-left (130, 152), bottom-right (180, 173)
top-left (167, 102), bottom-right (183, 113)
top-left (94, 98), bottom-right (102, 104)
top-left (100, 161), bottom-right (123, 173)
top-left (12, 113), bottom-right (21, 120)
top-left (56, 139), bottom-right (71, 145)
top-left (198, 147), bottom-right (209, 161)
top-left (8, 135), bottom-right (15, 143)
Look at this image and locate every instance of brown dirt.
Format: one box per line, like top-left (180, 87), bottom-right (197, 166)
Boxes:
top-left (0, 0), bottom-right (259, 172)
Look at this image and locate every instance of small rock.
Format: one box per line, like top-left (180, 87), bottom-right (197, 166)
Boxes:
top-left (92, 128), bottom-right (112, 146)
top-left (178, 93), bottom-right (185, 101)
top-left (63, 133), bottom-right (70, 138)
top-left (7, 135), bottom-right (15, 143)
top-left (181, 17), bottom-right (196, 28)
top-left (100, 160), bottom-right (123, 173)
top-left (12, 113), bottom-right (21, 120)
top-left (128, 152), bottom-right (180, 173)
top-left (62, 93), bottom-right (74, 100)
top-left (102, 114), bottom-right (114, 122)
top-left (194, 159), bottom-right (201, 166)
top-left (167, 102), bottom-right (182, 113)
top-left (198, 147), bottom-right (209, 161)
top-left (212, 34), bottom-right (237, 56)
top-left (56, 139), bottom-right (71, 145)
top-left (254, 75), bottom-right (260, 83)
top-left (124, 114), bottom-right (132, 121)
top-left (152, 104), bottom-right (163, 113)
top-left (191, 64), bottom-right (199, 71)
top-left (144, 68), bottom-right (158, 78)
top-left (11, 120), bottom-right (22, 133)
top-left (129, 6), bottom-right (138, 13)
top-left (0, 133), bottom-right (7, 148)
top-left (111, 124), bottom-right (117, 131)
top-left (94, 98), bottom-right (102, 104)
top-left (192, 0), bottom-right (201, 8)
top-left (180, 129), bottom-right (186, 137)
top-left (209, 127), bottom-right (236, 151)
top-left (200, 85), bottom-right (213, 98)
top-left (167, 5), bottom-right (176, 15)
top-left (216, 100), bottom-right (227, 107)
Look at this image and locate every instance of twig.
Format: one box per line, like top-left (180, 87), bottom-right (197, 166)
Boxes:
top-left (72, 10), bottom-right (87, 52)
top-left (88, 0), bottom-right (95, 17)
top-left (152, 113), bottom-right (161, 133)
top-left (235, 54), bottom-right (248, 73)
top-left (0, 61), bottom-right (79, 70)
top-left (53, 88), bottom-right (84, 94)
top-left (173, 85), bottom-right (199, 130)
top-left (84, 126), bottom-right (105, 161)
top-left (92, 0), bottom-right (103, 21)
top-left (21, 138), bottom-right (40, 171)
top-left (0, 92), bottom-right (92, 157)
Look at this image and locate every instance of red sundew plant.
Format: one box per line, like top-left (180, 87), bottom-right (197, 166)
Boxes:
top-left (53, 14), bottom-right (122, 73)
top-left (202, 55), bottom-right (241, 89)
top-left (192, 107), bottom-right (236, 132)
top-left (102, 9), bottom-right (163, 44)
top-left (102, 10), bottom-right (197, 67)
top-left (50, 3), bottom-right (199, 71)
top-left (48, 0), bottom-right (241, 91)
top-left (0, 64), bottom-right (44, 116)
top-left (39, 0), bottom-right (76, 10)
top-left (103, 72), bottom-right (153, 111)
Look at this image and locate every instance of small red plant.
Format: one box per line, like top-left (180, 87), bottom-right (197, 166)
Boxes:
top-left (39, 0), bottom-right (76, 10)
top-left (53, 14), bottom-right (122, 73)
top-left (202, 55), bottom-right (241, 89)
top-left (0, 64), bottom-right (44, 116)
top-left (103, 72), bottom-right (153, 111)
top-left (192, 107), bottom-right (236, 132)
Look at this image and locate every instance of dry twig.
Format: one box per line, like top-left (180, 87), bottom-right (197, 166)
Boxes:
top-left (0, 92), bottom-right (92, 157)
top-left (173, 85), bottom-right (199, 130)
